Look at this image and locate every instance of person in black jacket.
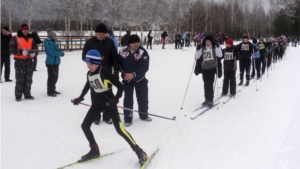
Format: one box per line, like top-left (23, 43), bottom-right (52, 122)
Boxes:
top-left (1, 26), bottom-right (12, 82)
top-left (119, 35), bottom-right (152, 127)
top-left (31, 30), bottom-right (42, 71)
top-left (221, 38), bottom-right (237, 96)
top-left (121, 30), bottom-right (131, 47)
top-left (237, 35), bottom-right (253, 86)
top-left (258, 37), bottom-right (267, 75)
top-left (161, 30), bottom-right (168, 49)
top-left (194, 36), bottom-right (223, 108)
top-left (72, 49), bottom-right (147, 165)
top-left (82, 23), bottom-right (119, 125)
top-left (147, 30), bottom-right (153, 50)
top-left (175, 32), bottom-right (181, 49)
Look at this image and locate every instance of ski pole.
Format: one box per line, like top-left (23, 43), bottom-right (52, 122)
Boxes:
top-left (180, 61), bottom-right (196, 110)
top-left (71, 100), bottom-right (176, 121)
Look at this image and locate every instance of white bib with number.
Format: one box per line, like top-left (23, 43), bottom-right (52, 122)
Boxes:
top-left (224, 52), bottom-right (234, 60)
top-left (241, 44), bottom-right (249, 51)
top-left (203, 49), bottom-right (214, 61)
top-left (88, 71), bottom-right (107, 93)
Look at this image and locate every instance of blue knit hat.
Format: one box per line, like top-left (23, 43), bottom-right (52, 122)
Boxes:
top-left (85, 50), bottom-right (102, 65)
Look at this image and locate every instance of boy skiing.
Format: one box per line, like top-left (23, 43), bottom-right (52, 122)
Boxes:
top-left (258, 37), bottom-right (267, 75)
top-left (72, 49), bottom-right (147, 165)
top-left (221, 38), bottom-right (237, 96)
top-left (237, 35), bottom-right (253, 86)
top-left (194, 36), bottom-right (222, 108)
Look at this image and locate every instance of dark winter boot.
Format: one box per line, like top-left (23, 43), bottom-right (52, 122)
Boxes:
top-left (207, 101), bottom-right (213, 108)
top-left (132, 145), bottom-right (147, 166)
top-left (201, 100), bottom-right (208, 107)
top-left (221, 92), bottom-right (227, 96)
top-left (24, 95), bottom-right (34, 100)
top-left (245, 80), bottom-right (250, 86)
top-left (78, 144), bottom-right (100, 162)
top-left (238, 80), bottom-right (243, 86)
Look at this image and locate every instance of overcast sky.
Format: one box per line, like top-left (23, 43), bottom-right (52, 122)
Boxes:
top-left (216, 0), bottom-right (271, 12)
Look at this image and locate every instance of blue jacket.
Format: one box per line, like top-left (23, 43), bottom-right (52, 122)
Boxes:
top-left (182, 33), bottom-right (187, 40)
top-left (119, 46), bottom-right (149, 84)
top-left (253, 44), bottom-right (260, 58)
top-left (44, 38), bottom-right (64, 65)
top-left (110, 35), bottom-right (118, 52)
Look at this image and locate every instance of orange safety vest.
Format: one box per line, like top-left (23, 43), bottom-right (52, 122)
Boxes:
top-left (13, 35), bottom-right (34, 59)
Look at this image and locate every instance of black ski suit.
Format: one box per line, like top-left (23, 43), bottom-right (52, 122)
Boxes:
top-left (237, 42), bottom-right (253, 82)
top-left (78, 66), bottom-right (137, 148)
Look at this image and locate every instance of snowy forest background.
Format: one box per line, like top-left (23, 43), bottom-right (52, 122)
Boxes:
top-left (1, 0), bottom-right (300, 39)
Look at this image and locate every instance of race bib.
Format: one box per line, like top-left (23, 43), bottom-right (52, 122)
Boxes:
top-left (241, 44), bottom-right (249, 51)
top-left (224, 52), bottom-right (234, 60)
top-left (88, 73), bottom-right (107, 93)
top-left (203, 50), bottom-right (214, 61)
top-left (259, 44), bottom-right (265, 49)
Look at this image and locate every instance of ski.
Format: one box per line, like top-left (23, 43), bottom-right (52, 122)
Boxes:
top-left (140, 148), bottom-right (159, 169)
top-left (223, 95), bottom-right (235, 104)
top-left (57, 149), bottom-right (126, 169)
top-left (191, 95), bottom-right (223, 113)
top-left (191, 103), bottom-right (220, 120)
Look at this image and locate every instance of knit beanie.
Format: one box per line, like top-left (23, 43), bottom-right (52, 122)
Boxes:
top-left (46, 28), bottom-right (52, 33)
top-left (95, 23), bottom-right (107, 33)
top-left (259, 37), bottom-right (264, 41)
top-left (48, 31), bottom-right (56, 39)
top-left (225, 38), bottom-right (234, 47)
top-left (128, 35), bottom-right (140, 44)
top-left (20, 24), bottom-right (29, 30)
top-left (85, 50), bottom-right (102, 65)
top-left (3, 26), bottom-right (9, 31)
top-left (202, 35), bottom-right (215, 47)
top-left (253, 38), bottom-right (257, 44)
top-left (243, 34), bottom-right (249, 39)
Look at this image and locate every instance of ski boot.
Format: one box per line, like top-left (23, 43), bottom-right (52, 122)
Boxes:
top-left (201, 100), bottom-right (208, 107)
top-left (245, 80), bottom-right (250, 86)
top-left (207, 101), bottom-right (213, 108)
top-left (78, 144), bottom-right (100, 162)
top-left (221, 92), bottom-right (227, 96)
top-left (238, 80), bottom-right (243, 86)
top-left (132, 145), bottom-right (147, 166)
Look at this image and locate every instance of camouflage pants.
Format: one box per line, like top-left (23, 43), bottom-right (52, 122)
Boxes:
top-left (14, 59), bottom-right (33, 98)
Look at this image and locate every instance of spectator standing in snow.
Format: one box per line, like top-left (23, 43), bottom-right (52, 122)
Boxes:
top-left (1, 26), bottom-right (12, 82)
top-left (147, 30), bottom-right (153, 50)
top-left (121, 30), bottom-right (131, 47)
top-left (44, 31), bottom-right (65, 97)
top-left (161, 30), bottom-right (168, 49)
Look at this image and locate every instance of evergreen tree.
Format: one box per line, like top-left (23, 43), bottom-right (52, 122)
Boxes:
top-left (273, 9), bottom-right (290, 37)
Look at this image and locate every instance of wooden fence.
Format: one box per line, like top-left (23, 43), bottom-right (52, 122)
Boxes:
top-left (38, 36), bottom-right (122, 52)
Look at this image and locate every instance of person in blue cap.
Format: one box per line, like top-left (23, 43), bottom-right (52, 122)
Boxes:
top-left (72, 49), bottom-right (147, 165)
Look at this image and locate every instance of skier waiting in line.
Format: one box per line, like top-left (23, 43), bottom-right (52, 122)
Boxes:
top-left (194, 36), bottom-right (222, 108)
top-left (175, 32), bottom-right (181, 49)
top-left (258, 37), bottom-right (267, 75)
top-left (72, 49), bottom-right (147, 165)
top-left (251, 38), bottom-right (261, 80)
top-left (221, 38), bottom-right (237, 96)
top-left (237, 35), bottom-right (253, 86)
top-left (266, 37), bottom-right (274, 69)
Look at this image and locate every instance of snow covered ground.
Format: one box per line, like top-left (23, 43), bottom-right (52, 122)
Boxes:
top-left (1, 43), bottom-right (300, 169)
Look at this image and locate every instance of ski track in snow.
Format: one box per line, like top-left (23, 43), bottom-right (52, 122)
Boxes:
top-left (1, 43), bottom-right (300, 169)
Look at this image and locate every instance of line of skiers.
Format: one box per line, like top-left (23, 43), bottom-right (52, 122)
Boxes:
top-left (194, 34), bottom-right (288, 108)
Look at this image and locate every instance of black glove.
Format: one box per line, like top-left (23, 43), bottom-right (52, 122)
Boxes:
top-left (106, 98), bottom-right (119, 108)
top-left (72, 97), bottom-right (84, 105)
top-left (113, 71), bottom-right (119, 80)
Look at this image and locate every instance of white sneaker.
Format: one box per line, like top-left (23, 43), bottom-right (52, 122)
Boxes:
top-left (124, 122), bottom-right (132, 127)
top-left (141, 117), bottom-right (152, 122)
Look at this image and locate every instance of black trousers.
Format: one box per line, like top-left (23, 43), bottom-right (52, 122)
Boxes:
top-left (175, 40), bottom-right (180, 49)
top-left (15, 59), bottom-right (33, 98)
top-left (267, 53), bottom-right (272, 68)
top-left (123, 79), bottom-right (149, 123)
top-left (147, 40), bottom-right (152, 49)
top-left (222, 70), bottom-right (236, 95)
top-left (239, 58), bottom-right (251, 81)
top-left (260, 53), bottom-right (267, 74)
top-left (202, 69), bottom-right (216, 102)
top-left (279, 49), bottom-right (284, 60)
top-left (273, 50), bottom-right (279, 62)
top-left (46, 64), bottom-right (59, 94)
top-left (1, 54), bottom-right (11, 80)
top-left (81, 102), bottom-right (136, 147)
top-left (251, 58), bottom-right (261, 78)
